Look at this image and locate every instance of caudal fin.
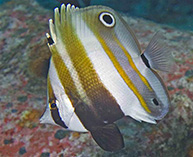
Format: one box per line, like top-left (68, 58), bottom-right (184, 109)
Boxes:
top-left (90, 123), bottom-right (124, 151)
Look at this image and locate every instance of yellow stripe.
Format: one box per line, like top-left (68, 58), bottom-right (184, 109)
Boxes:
top-left (53, 12), bottom-right (124, 122)
top-left (47, 76), bottom-right (55, 101)
top-left (61, 23), bottom-right (108, 101)
top-left (47, 76), bottom-right (58, 109)
top-left (113, 34), bottom-right (153, 91)
top-left (49, 10), bottom-right (115, 107)
top-left (60, 24), bottom-right (124, 121)
top-left (49, 17), bottom-right (113, 106)
top-left (94, 33), bottom-right (151, 113)
top-left (49, 46), bottom-right (79, 101)
top-left (79, 8), bottom-right (150, 112)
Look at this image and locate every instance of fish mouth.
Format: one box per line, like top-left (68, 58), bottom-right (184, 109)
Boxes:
top-left (156, 102), bottom-right (170, 120)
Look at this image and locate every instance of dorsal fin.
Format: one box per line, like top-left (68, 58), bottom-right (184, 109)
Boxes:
top-left (142, 32), bottom-right (173, 72)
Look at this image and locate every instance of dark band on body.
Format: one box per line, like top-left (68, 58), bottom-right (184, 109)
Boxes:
top-left (50, 102), bottom-right (68, 128)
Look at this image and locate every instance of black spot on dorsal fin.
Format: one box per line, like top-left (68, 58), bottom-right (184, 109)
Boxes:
top-left (141, 53), bottom-right (150, 68)
top-left (47, 36), bottom-right (54, 45)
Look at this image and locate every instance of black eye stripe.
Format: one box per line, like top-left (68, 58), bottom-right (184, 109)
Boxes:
top-left (50, 103), bottom-right (68, 128)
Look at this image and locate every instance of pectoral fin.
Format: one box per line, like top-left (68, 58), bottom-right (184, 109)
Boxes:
top-left (143, 32), bottom-right (173, 72)
top-left (90, 123), bottom-right (124, 152)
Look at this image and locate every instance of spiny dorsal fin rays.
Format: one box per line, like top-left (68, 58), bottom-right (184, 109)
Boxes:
top-left (61, 4), bottom-right (79, 24)
top-left (143, 32), bottom-right (173, 72)
top-left (46, 33), bottom-right (54, 46)
top-left (54, 7), bottom-right (60, 30)
top-left (50, 4), bottom-right (80, 43)
top-left (46, 32), bottom-right (61, 60)
top-left (61, 4), bottom-right (66, 25)
top-left (49, 19), bottom-right (56, 43)
top-left (46, 33), bottom-right (58, 60)
top-left (66, 4), bottom-right (71, 12)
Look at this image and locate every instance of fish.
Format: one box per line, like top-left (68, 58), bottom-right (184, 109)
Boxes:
top-left (40, 4), bottom-right (171, 151)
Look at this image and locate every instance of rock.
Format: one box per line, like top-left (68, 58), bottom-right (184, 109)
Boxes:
top-left (6, 102), bottom-right (13, 108)
top-left (185, 69), bottom-right (193, 78)
top-left (17, 96), bottom-right (28, 102)
top-left (19, 147), bottom-right (27, 155)
top-left (3, 139), bottom-right (14, 145)
top-left (54, 130), bottom-right (68, 140)
top-left (40, 152), bottom-right (50, 157)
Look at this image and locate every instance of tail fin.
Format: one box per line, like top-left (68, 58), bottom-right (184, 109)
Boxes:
top-left (90, 123), bottom-right (124, 152)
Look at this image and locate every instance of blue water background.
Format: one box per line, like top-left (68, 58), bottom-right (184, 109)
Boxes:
top-left (1, 0), bottom-right (193, 31)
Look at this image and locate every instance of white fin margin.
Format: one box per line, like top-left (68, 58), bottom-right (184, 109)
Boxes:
top-left (129, 108), bottom-right (157, 124)
top-left (40, 106), bottom-right (56, 125)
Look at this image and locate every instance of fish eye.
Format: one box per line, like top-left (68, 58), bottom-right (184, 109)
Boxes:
top-left (152, 98), bottom-right (159, 106)
top-left (99, 12), bottom-right (115, 27)
top-left (50, 103), bottom-right (57, 109)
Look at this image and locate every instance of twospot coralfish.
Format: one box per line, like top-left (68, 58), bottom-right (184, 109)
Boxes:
top-left (40, 4), bottom-right (171, 151)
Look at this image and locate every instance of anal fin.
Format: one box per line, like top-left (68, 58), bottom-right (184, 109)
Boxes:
top-left (90, 123), bottom-right (124, 152)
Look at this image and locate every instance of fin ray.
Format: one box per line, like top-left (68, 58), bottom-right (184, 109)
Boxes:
top-left (143, 32), bottom-right (173, 72)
